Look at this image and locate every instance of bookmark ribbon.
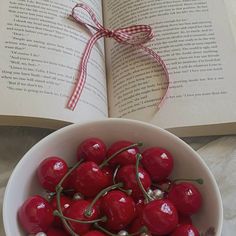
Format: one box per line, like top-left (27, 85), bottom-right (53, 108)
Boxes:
top-left (67, 3), bottom-right (169, 111)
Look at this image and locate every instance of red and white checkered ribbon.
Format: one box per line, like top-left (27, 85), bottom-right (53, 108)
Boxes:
top-left (67, 3), bottom-right (169, 110)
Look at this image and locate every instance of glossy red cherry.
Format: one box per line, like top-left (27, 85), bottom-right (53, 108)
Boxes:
top-left (50, 195), bottom-right (71, 227)
top-left (116, 165), bottom-right (151, 199)
top-left (167, 182), bottom-right (202, 215)
top-left (178, 213), bottom-right (192, 225)
top-left (64, 165), bottom-right (112, 196)
top-left (142, 147), bottom-right (173, 182)
top-left (82, 230), bottom-right (107, 236)
top-left (101, 190), bottom-right (136, 231)
top-left (170, 224), bottom-right (200, 236)
top-left (73, 161), bottom-right (109, 197)
top-left (142, 199), bottom-right (178, 235)
top-left (77, 138), bottom-right (107, 165)
top-left (62, 167), bottom-right (77, 193)
top-left (37, 156), bottom-right (68, 192)
top-left (106, 140), bottom-right (140, 167)
top-left (101, 166), bottom-right (114, 186)
top-left (128, 217), bottom-right (145, 234)
top-left (135, 198), bottom-right (145, 217)
top-left (47, 226), bottom-right (70, 236)
top-left (87, 198), bottom-right (102, 216)
top-left (64, 200), bottom-right (99, 235)
top-left (18, 195), bottom-right (54, 234)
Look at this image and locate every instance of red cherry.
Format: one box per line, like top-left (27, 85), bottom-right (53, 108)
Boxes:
top-left (142, 147), bottom-right (173, 182)
top-left (63, 164), bottom-right (112, 198)
top-left (77, 138), bottom-right (107, 165)
top-left (106, 140), bottom-right (140, 167)
top-left (116, 165), bottom-right (151, 199)
top-left (135, 198), bottom-right (145, 217)
top-left (101, 190), bottom-right (136, 231)
top-left (87, 198), bottom-right (102, 216)
top-left (37, 156), bottom-right (68, 191)
top-left (50, 195), bottom-right (71, 227)
top-left (178, 213), bottom-right (192, 225)
top-left (170, 224), bottom-right (200, 236)
top-left (62, 168), bottom-right (77, 193)
top-left (101, 166), bottom-right (114, 186)
top-left (128, 217), bottom-right (145, 234)
top-left (167, 182), bottom-right (202, 215)
top-left (47, 226), bottom-right (70, 236)
top-left (142, 199), bottom-right (178, 235)
top-left (82, 230), bottom-right (107, 236)
top-left (18, 195), bottom-right (54, 234)
top-left (73, 161), bottom-right (109, 197)
top-left (64, 200), bottom-right (99, 235)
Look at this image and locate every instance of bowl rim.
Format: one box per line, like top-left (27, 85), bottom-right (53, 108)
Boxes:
top-left (3, 118), bottom-right (223, 235)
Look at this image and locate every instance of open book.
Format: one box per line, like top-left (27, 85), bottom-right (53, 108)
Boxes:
top-left (0, 0), bottom-right (236, 137)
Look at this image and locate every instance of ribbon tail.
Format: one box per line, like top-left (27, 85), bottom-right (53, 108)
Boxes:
top-left (67, 31), bottom-right (104, 110)
top-left (138, 45), bottom-right (170, 109)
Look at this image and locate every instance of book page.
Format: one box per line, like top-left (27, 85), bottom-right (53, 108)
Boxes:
top-left (225, 0), bottom-right (236, 40)
top-left (0, 0), bottom-right (108, 127)
top-left (103, 0), bottom-right (236, 130)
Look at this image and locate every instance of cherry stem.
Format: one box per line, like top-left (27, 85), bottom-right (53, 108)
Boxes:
top-left (129, 226), bottom-right (148, 236)
top-left (135, 153), bottom-right (153, 202)
top-left (94, 223), bottom-right (118, 236)
top-left (54, 210), bottom-right (107, 224)
top-left (173, 178), bottom-right (204, 185)
top-left (56, 159), bottom-right (84, 236)
top-left (112, 165), bottom-right (120, 184)
top-left (99, 142), bottom-right (143, 168)
top-left (112, 165), bottom-right (132, 195)
top-left (56, 159), bottom-right (84, 190)
top-left (84, 182), bottom-right (123, 217)
top-left (94, 223), bottom-right (148, 236)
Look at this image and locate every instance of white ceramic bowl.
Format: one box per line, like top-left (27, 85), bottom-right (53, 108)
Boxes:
top-left (3, 118), bottom-right (223, 235)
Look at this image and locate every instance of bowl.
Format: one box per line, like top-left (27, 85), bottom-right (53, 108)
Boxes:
top-left (3, 118), bottom-right (223, 235)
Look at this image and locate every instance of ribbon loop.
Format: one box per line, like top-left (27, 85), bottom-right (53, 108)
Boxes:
top-left (102, 25), bottom-right (154, 45)
top-left (71, 3), bottom-right (104, 32)
top-left (67, 3), bottom-right (169, 111)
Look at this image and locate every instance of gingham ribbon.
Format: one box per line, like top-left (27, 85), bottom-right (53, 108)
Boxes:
top-left (67, 3), bottom-right (169, 110)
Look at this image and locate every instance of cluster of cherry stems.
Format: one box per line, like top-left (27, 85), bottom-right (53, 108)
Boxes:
top-left (19, 138), bottom-right (205, 236)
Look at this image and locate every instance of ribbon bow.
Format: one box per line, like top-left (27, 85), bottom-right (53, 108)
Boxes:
top-left (67, 3), bottom-right (169, 111)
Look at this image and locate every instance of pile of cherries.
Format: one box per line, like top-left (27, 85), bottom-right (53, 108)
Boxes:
top-left (19, 138), bottom-right (204, 236)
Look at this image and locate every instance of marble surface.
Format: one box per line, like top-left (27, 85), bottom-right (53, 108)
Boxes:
top-left (0, 126), bottom-right (236, 235)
